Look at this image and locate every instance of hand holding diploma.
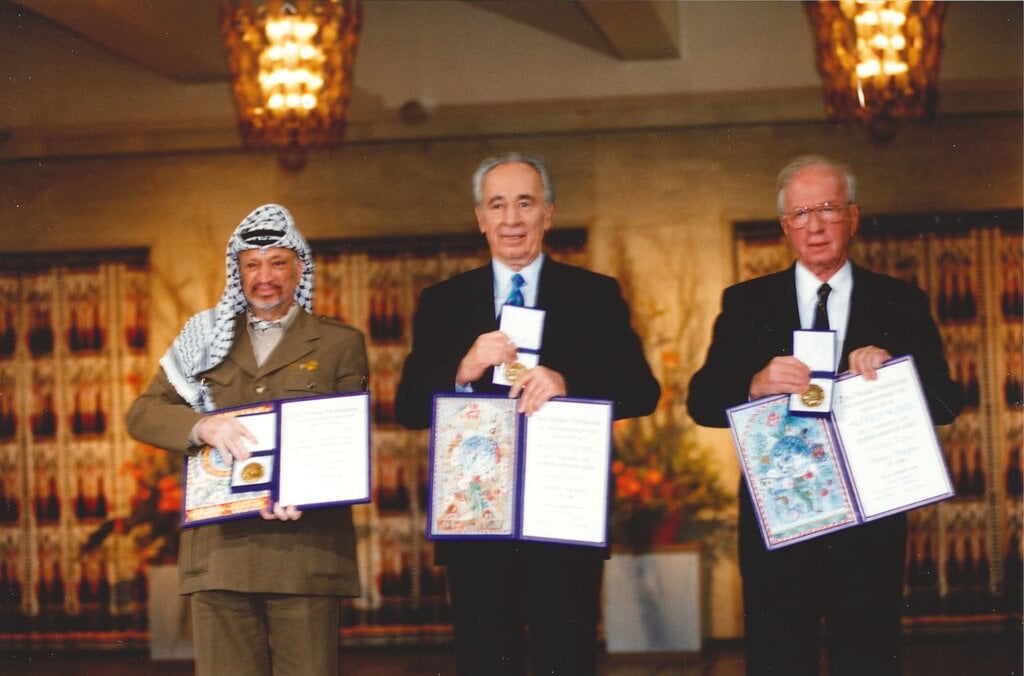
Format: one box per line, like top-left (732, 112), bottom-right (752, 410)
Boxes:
top-left (847, 345), bottom-right (892, 380)
top-left (457, 330), bottom-right (519, 386)
top-left (181, 392), bottom-right (370, 528)
top-left (195, 413), bottom-right (304, 522)
top-left (428, 394), bottom-right (613, 546)
top-left (261, 503), bottom-right (302, 521)
top-left (728, 356), bottom-right (954, 549)
top-left (194, 415), bottom-right (258, 463)
top-left (749, 356), bottom-right (812, 399)
top-left (509, 365), bottom-right (567, 416)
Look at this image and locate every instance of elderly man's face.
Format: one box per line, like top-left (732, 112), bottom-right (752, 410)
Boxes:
top-left (475, 162), bottom-right (553, 271)
top-left (780, 164), bottom-right (860, 281)
top-left (238, 247), bottom-right (303, 320)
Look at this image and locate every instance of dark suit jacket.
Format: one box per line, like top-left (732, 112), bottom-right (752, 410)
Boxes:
top-left (126, 310), bottom-right (368, 596)
top-left (395, 257), bottom-right (660, 562)
top-left (396, 257), bottom-right (660, 427)
top-left (687, 263), bottom-right (963, 429)
top-left (687, 263), bottom-right (964, 673)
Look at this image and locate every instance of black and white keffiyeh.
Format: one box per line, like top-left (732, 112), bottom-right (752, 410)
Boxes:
top-left (159, 204), bottom-right (315, 412)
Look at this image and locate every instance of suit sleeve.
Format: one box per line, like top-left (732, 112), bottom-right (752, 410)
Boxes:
top-left (559, 276), bottom-right (660, 420)
top-left (687, 285), bottom-right (763, 428)
top-left (394, 284), bottom-right (467, 430)
top-left (868, 283), bottom-right (964, 425)
top-left (125, 368), bottom-right (205, 453)
top-left (332, 326), bottom-right (370, 394)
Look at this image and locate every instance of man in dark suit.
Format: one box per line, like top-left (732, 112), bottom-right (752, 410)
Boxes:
top-left (687, 155), bottom-right (963, 676)
top-left (395, 152), bottom-right (660, 675)
top-left (127, 204), bottom-right (368, 676)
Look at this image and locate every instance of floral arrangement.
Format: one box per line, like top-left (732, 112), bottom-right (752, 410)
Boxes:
top-left (82, 444), bottom-right (182, 564)
top-left (610, 349), bottom-right (732, 552)
top-left (601, 237), bottom-right (738, 553)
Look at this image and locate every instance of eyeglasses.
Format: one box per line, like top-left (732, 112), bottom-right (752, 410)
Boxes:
top-left (781, 202), bottom-right (853, 228)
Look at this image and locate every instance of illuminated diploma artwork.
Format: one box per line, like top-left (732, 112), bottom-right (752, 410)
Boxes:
top-left (428, 394), bottom-right (613, 547)
top-left (728, 356), bottom-right (954, 549)
top-left (182, 391), bottom-right (371, 527)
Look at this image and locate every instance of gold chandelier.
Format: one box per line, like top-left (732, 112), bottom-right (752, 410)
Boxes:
top-left (221, 0), bottom-right (363, 169)
top-left (805, 0), bottom-right (948, 141)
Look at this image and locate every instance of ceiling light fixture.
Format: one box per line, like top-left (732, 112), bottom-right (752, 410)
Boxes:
top-left (221, 0), bottom-right (363, 170)
top-left (805, 0), bottom-right (947, 142)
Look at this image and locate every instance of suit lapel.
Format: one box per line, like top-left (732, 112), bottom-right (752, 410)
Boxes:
top-left (840, 264), bottom-right (873, 370)
top-left (758, 267), bottom-right (801, 360)
top-left (534, 257), bottom-right (561, 310)
top-left (777, 266), bottom-right (802, 333)
top-left (473, 264), bottom-right (499, 328)
top-left (225, 315), bottom-right (259, 377)
top-left (462, 265), bottom-right (501, 391)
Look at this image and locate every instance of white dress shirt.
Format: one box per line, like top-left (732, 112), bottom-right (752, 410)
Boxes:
top-left (492, 254), bottom-right (544, 316)
top-left (795, 260), bottom-right (852, 365)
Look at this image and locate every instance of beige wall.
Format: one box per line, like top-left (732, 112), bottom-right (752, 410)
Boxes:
top-left (1, 112), bottom-right (1021, 637)
top-left (2, 113), bottom-right (1020, 352)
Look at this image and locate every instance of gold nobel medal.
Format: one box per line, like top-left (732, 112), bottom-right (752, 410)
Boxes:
top-left (241, 461), bottom-right (265, 482)
top-left (800, 383), bottom-right (825, 408)
top-left (505, 361), bottom-right (527, 383)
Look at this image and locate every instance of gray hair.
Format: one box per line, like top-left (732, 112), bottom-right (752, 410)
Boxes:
top-left (775, 155), bottom-right (858, 214)
top-left (472, 152), bottom-right (555, 206)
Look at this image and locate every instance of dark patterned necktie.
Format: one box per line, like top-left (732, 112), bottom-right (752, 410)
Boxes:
top-left (814, 283), bottom-right (831, 330)
top-left (506, 273), bottom-right (525, 307)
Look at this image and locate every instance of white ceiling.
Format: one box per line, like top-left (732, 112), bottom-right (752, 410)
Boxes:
top-left (0, 0), bottom-right (1020, 159)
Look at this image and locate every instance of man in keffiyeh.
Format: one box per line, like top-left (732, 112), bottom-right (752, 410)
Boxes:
top-left (127, 204), bottom-right (368, 676)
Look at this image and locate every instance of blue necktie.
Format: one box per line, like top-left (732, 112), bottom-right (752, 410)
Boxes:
top-left (506, 273), bottom-right (525, 307)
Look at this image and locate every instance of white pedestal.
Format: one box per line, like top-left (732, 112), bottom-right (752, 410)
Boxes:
top-left (148, 564), bottom-right (194, 660)
top-left (602, 547), bottom-right (701, 653)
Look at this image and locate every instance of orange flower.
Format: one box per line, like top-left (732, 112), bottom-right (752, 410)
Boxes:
top-left (616, 474), bottom-right (642, 499)
top-left (156, 475), bottom-right (179, 491)
top-left (157, 486), bottom-right (182, 513)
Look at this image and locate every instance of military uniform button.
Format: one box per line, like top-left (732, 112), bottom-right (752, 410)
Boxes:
top-left (254, 384), bottom-right (267, 394)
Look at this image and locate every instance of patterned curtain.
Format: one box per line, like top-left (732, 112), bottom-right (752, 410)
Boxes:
top-left (733, 211), bottom-right (1024, 626)
top-left (0, 250), bottom-right (152, 647)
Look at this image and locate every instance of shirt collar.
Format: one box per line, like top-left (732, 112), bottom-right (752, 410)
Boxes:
top-left (247, 301), bottom-right (300, 332)
top-left (492, 253), bottom-right (545, 306)
top-left (795, 260), bottom-right (851, 302)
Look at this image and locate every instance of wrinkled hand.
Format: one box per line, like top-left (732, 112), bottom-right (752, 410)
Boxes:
top-left (749, 356), bottom-right (811, 399)
top-left (194, 416), bottom-right (258, 464)
top-left (456, 330), bottom-right (519, 386)
top-left (847, 345), bottom-right (892, 381)
top-left (509, 365), bottom-right (567, 416)
top-left (260, 503), bottom-right (303, 521)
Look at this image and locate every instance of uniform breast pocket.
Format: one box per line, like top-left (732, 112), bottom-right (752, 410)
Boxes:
top-left (202, 363), bottom-right (240, 400)
top-left (282, 368), bottom-right (329, 395)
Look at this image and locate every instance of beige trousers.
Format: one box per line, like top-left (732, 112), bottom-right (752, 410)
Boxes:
top-left (190, 590), bottom-right (340, 676)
